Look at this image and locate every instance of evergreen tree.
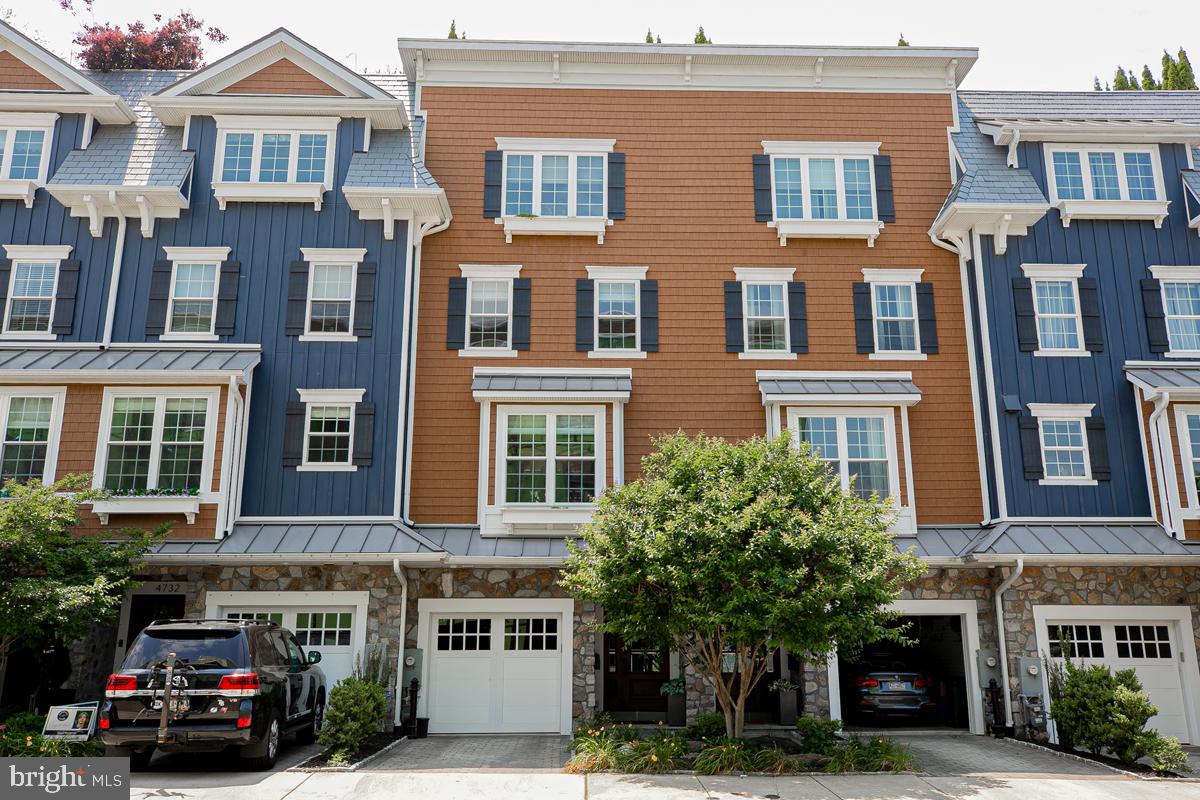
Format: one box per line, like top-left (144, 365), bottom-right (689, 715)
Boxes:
top-left (1093, 76), bottom-right (1102, 91)
top-left (448, 20), bottom-right (458, 39)
top-left (1161, 50), bottom-right (1177, 89)
top-left (1113, 67), bottom-right (1130, 90)
top-left (1128, 69), bottom-right (1141, 90)
top-left (656, 35), bottom-right (661, 44)
top-left (645, 28), bottom-right (654, 44)
top-left (897, 33), bottom-right (909, 46)
top-left (693, 26), bottom-right (711, 44)
top-left (1174, 48), bottom-right (1197, 89)
top-left (1141, 65), bottom-right (1159, 90)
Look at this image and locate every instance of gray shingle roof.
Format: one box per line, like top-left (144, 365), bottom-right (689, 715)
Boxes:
top-left (472, 372), bottom-right (633, 396)
top-left (958, 90), bottom-right (1200, 123)
top-left (50, 71), bottom-right (193, 189)
top-left (946, 97), bottom-right (1047, 208)
top-left (1184, 169), bottom-right (1200, 213)
top-left (0, 346), bottom-right (259, 375)
top-left (756, 374), bottom-right (920, 400)
top-left (1126, 364), bottom-right (1200, 392)
top-left (345, 128), bottom-right (438, 190)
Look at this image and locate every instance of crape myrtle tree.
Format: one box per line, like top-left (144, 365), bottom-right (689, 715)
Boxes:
top-left (560, 432), bottom-right (924, 738)
top-left (58, 1), bottom-right (227, 71)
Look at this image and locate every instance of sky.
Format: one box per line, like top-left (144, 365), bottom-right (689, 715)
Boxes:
top-left (7, 0), bottom-right (1197, 91)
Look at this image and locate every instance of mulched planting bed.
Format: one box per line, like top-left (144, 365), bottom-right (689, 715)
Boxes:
top-left (295, 732), bottom-right (405, 770)
top-left (1014, 737), bottom-right (1190, 779)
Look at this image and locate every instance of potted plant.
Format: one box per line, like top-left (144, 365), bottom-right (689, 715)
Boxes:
top-left (659, 677), bottom-right (686, 727)
top-left (769, 678), bottom-right (800, 726)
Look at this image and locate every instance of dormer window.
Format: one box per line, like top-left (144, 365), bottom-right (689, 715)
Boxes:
top-left (0, 113), bottom-right (57, 207)
top-left (1045, 144), bottom-right (1168, 227)
top-left (212, 116), bottom-right (338, 210)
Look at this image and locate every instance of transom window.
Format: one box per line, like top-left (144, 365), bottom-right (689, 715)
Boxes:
top-left (872, 284), bottom-right (917, 352)
top-left (216, 119), bottom-right (336, 186)
top-left (1047, 624), bottom-right (1104, 659)
top-left (502, 409), bottom-right (601, 505)
top-left (0, 123), bottom-right (50, 182)
top-left (502, 150), bottom-right (607, 218)
top-left (100, 391), bottom-right (214, 492)
top-left (1114, 625), bottom-right (1172, 660)
top-left (467, 279), bottom-right (512, 350)
top-left (744, 283), bottom-right (788, 352)
top-left (790, 411), bottom-right (893, 501)
top-left (436, 617), bottom-right (492, 651)
top-left (167, 262), bottom-right (218, 335)
top-left (0, 391), bottom-right (59, 485)
top-left (768, 150), bottom-right (876, 221)
top-left (4, 260), bottom-right (57, 334)
top-left (596, 280), bottom-right (638, 351)
top-left (503, 617), bottom-right (559, 651)
top-left (295, 612), bottom-right (352, 648)
top-left (1047, 145), bottom-right (1161, 203)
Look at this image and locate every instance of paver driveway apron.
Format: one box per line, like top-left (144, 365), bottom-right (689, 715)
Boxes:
top-left (367, 734), bottom-right (572, 771)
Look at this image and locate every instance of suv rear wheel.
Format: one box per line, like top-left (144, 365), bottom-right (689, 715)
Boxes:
top-left (240, 711), bottom-right (280, 770)
top-left (296, 693), bottom-right (324, 745)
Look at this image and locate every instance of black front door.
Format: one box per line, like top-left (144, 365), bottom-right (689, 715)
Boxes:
top-left (722, 648), bottom-right (780, 723)
top-left (123, 594), bottom-right (186, 653)
top-left (603, 634), bottom-right (668, 717)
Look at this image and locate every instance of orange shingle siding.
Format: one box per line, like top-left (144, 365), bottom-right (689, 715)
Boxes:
top-left (0, 51), bottom-right (62, 91)
top-left (410, 87), bottom-right (983, 526)
top-left (219, 58), bottom-right (342, 96)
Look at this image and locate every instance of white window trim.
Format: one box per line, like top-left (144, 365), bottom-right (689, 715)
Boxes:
top-left (494, 404), bottom-right (606, 514)
top-left (1028, 402), bottom-right (1097, 486)
top-left (591, 277), bottom-right (643, 358)
top-left (1175, 404), bottom-right (1200, 518)
top-left (495, 138), bottom-right (615, 244)
top-left (0, 244), bottom-right (71, 341)
top-left (460, 265), bottom-right (520, 358)
top-left (299, 247), bottom-right (366, 343)
top-left (862, 268), bottom-right (925, 361)
top-left (296, 388), bottom-right (364, 473)
top-left (1044, 143), bottom-right (1169, 228)
top-left (212, 115), bottom-right (338, 211)
top-left (1021, 263), bottom-right (1088, 357)
top-left (0, 386), bottom-right (66, 485)
top-left (160, 246), bottom-right (229, 342)
top-left (0, 113), bottom-right (58, 207)
top-left (736, 268), bottom-right (795, 361)
top-left (785, 406), bottom-right (902, 512)
top-left (1149, 266), bottom-right (1200, 358)
top-left (762, 141), bottom-right (883, 247)
top-left (91, 386), bottom-right (221, 496)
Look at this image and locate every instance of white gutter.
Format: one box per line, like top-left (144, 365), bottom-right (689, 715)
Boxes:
top-left (1147, 392), bottom-right (1176, 536)
top-left (217, 375), bottom-right (238, 537)
top-left (139, 552), bottom-right (448, 566)
top-left (994, 558), bottom-right (1023, 729)
top-left (101, 213), bottom-right (127, 348)
top-left (392, 558), bottom-right (409, 729)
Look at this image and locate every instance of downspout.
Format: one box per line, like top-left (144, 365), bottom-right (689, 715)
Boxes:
top-left (1147, 392), bottom-right (1174, 535)
top-left (101, 215), bottom-right (127, 348)
top-left (994, 558), bottom-right (1024, 730)
top-left (391, 557), bottom-right (409, 729)
top-left (217, 375), bottom-right (240, 537)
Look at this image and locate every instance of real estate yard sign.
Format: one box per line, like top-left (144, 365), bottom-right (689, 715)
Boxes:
top-left (41, 702), bottom-right (98, 741)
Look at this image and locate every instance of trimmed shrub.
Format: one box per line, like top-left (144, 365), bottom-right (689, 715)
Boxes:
top-left (0, 712), bottom-right (102, 757)
top-left (685, 712), bottom-right (727, 741)
top-left (795, 715), bottom-right (842, 755)
top-left (316, 678), bottom-right (387, 765)
top-left (824, 736), bottom-right (917, 773)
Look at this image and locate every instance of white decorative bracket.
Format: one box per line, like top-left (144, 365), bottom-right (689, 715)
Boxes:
top-left (946, 59), bottom-right (958, 89)
top-left (994, 213), bottom-right (1012, 255)
top-left (381, 197), bottom-right (395, 241)
top-left (135, 194), bottom-right (153, 238)
top-left (552, 52), bottom-right (560, 82)
top-left (82, 193), bottom-right (102, 237)
top-left (415, 50), bottom-right (425, 81)
top-left (814, 57), bottom-right (824, 87)
top-left (1006, 127), bottom-right (1021, 169)
top-left (684, 55), bottom-right (692, 84)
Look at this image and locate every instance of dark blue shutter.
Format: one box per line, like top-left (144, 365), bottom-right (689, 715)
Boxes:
top-left (576, 279), bottom-right (594, 351)
top-left (607, 152), bottom-right (626, 221)
top-left (1086, 417), bottom-right (1110, 481)
top-left (752, 154), bottom-right (773, 222)
top-left (282, 402), bottom-right (306, 467)
top-left (724, 281), bottom-right (744, 353)
top-left (145, 260), bottom-right (173, 336)
top-left (512, 278), bottom-right (531, 350)
top-left (787, 281), bottom-right (807, 354)
top-left (1078, 277), bottom-right (1102, 352)
top-left (1012, 277), bottom-right (1038, 352)
top-left (285, 261), bottom-right (309, 336)
top-left (353, 262), bottom-right (376, 337)
top-left (874, 155), bottom-right (895, 223)
top-left (852, 283), bottom-right (875, 354)
top-left (916, 282), bottom-right (938, 354)
top-left (213, 260), bottom-right (240, 336)
top-left (1141, 278), bottom-right (1169, 354)
top-left (640, 279), bottom-right (659, 352)
top-left (353, 401), bottom-right (374, 467)
top-left (446, 277), bottom-right (467, 350)
top-left (1018, 415), bottom-right (1044, 480)
top-left (483, 150), bottom-right (503, 218)
top-left (51, 259), bottom-right (81, 335)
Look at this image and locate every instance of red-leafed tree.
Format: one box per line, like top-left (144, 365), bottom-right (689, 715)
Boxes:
top-left (59, 1), bottom-right (226, 71)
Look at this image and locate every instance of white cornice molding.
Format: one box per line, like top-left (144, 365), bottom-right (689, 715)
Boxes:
top-left (2, 244), bottom-right (72, 260)
top-left (762, 140), bottom-right (881, 156)
top-left (460, 264), bottom-right (522, 279)
top-left (163, 246), bottom-right (232, 263)
top-left (301, 247), bottom-right (368, 264)
top-left (862, 267), bottom-right (925, 283)
top-left (495, 137), bottom-right (615, 154)
top-left (586, 265), bottom-right (647, 280)
top-left (734, 267), bottom-right (795, 282)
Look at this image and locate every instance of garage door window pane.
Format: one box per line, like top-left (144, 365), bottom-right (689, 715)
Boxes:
top-left (1115, 624), bottom-right (1172, 659)
top-left (296, 610), bottom-right (353, 648)
top-left (504, 617), bottom-right (558, 651)
top-left (436, 617), bottom-right (491, 651)
top-left (227, 611), bottom-right (282, 625)
top-left (1047, 624), bottom-right (1104, 658)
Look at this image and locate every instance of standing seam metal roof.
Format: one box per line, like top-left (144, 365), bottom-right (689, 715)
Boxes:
top-left (0, 346), bottom-right (260, 373)
top-left (1125, 364), bottom-right (1200, 392)
top-left (471, 373), bottom-right (633, 394)
top-left (756, 375), bottom-right (920, 398)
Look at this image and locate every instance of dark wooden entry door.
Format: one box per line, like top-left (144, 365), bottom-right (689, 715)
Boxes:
top-left (124, 594), bottom-right (186, 649)
top-left (603, 634), bottom-right (668, 713)
top-left (722, 649), bottom-right (779, 722)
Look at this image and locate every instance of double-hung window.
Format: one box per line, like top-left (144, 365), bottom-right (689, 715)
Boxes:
top-left (296, 389), bottom-right (364, 471)
top-left (500, 407), bottom-right (604, 506)
top-left (0, 115), bottom-right (55, 203)
top-left (587, 266), bottom-right (647, 355)
top-left (0, 388), bottom-right (63, 485)
top-left (1028, 403), bottom-right (1095, 486)
top-left (1150, 267), bottom-right (1200, 355)
top-left (98, 389), bottom-right (217, 493)
top-left (494, 138), bottom-right (614, 243)
top-left (1, 245), bottom-right (72, 339)
top-left (161, 246), bottom-right (229, 340)
top-left (300, 248), bottom-right (365, 341)
top-left (762, 142), bottom-right (882, 245)
top-left (789, 409), bottom-right (895, 501)
top-left (1022, 264), bottom-right (1086, 355)
top-left (213, 117), bottom-right (336, 209)
top-left (1045, 144), bottom-right (1166, 226)
top-left (861, 268), bottom-right (925, 358)
top-left (460, 265), bottom-right (520, 356)
top-left (735, 267), bottom-right (794, 358)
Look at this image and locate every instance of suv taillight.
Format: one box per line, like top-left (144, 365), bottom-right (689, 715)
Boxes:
top-left (105, 674), bottom-right (137, 697)
top-left (217, 673), bottom-right (261, 696)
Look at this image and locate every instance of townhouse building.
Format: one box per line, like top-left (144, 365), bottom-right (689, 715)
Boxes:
top-left (1, 18), bottom-right (1197, 746)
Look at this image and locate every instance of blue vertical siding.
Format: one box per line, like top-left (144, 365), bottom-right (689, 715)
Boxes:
top-left (977, 142), bottom-right (1200, 518)
top-left (0, 114), bottom-right (409, 519)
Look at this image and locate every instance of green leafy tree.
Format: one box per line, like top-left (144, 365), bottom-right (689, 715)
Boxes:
top-left (1161, 50), bottom-right (1177, 88)
top-left (1112, 67), bottom-right (1130, 91)
top-left (560, 432), bottom-right (923, 738)
top-left (1128, 69), bottom-right (1141, 89)
top-left (693, 26), bottom-right (711, 45)
top-left (1173, 48), bottom-right (1197, 89)
top-left (897, 33), bottom-right (909, 46)
top-left (645, 28), bottom-right (654, 44)
top-left (1141, 65), bottom-right (1159, 90)
top-left (656, 35), bottom-right (661, 44)
top-left (1093, 76), bottom-right (1102, 91)
top-left (448, 20), bottom-right (458, 39)
top-left (0, 475), bottom-right (164, 693)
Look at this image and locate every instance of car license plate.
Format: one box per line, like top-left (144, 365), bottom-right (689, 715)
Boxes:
top-left (151, 697), bottom-right (190, 712)
top-left (885, 681), bottom-right (907, 691)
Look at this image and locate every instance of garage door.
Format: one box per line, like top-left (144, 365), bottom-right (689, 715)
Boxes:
top-left (1046, 620), bottom-right (1189, 742)
top-left (426, 612), bottom-right (564, 734)
top-left (222, 605), bottom-right (358, 689)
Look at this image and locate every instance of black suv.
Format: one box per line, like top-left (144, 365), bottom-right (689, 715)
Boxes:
top-left (100, 619), bottom-right (327, 770)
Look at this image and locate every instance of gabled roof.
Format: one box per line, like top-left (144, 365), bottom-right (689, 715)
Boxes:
top-left (0, 19), bottom-right (134, 123)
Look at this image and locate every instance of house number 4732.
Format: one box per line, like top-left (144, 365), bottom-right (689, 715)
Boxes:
top-left (151, 583), bottom-right (182, 593)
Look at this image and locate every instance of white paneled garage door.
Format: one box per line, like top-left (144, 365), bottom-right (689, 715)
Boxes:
top-left (1038, 609), bottom-right (1199, 744)
top-left (419, 599), bottom-right (573, 734)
